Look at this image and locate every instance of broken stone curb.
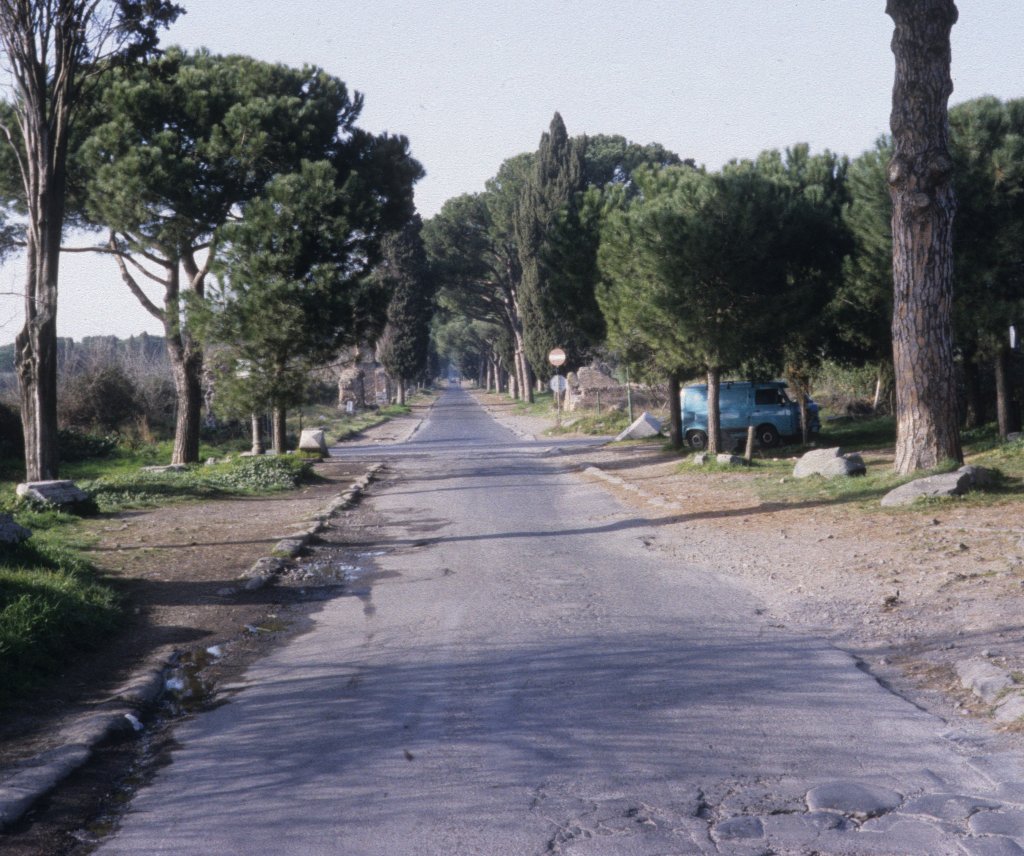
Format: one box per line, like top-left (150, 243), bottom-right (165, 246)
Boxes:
top-left (0, 665), bottom-right (168, 830)
top-left (957, 658), bottom-right (1024, 724)
top-left (0, 460), bottom-right (385, 832)
top-left (241, 462), bottom-right (384, 592)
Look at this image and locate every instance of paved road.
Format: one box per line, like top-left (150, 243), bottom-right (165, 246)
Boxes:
top-left (97, 389), bottom-right (1024, 855)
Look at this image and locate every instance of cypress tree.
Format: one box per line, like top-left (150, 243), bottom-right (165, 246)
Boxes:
top-left (514, 113), bottom-right (589, 379)
top-left (378, 217), bottom-right (436, 404)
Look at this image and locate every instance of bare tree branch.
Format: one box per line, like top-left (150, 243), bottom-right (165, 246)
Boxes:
top-left (108, 233), bottom-right (165, 321)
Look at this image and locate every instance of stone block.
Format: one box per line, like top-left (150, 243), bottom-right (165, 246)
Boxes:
top-left (956, 659), bottom-right (1014, 704)
top-left (881, 465), bottom-right (997, 507)
top-left (793, 447), bottom-right (866, 479)
top-left (614, 411), bottom-right (662, 441)
top-left (16, 480), bottom-right (91, 511)
top-left (298, 428), bottom-right (328, 455)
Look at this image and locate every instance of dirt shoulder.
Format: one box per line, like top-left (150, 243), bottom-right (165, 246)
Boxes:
top-left (474, 389), bottom-right (1024, 734)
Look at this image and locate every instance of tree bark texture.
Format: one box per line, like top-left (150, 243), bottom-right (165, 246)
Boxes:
top-left (167, 333), bottom-right (203, 465)
top-left (667, 372), bottom-right (683, 450)
top-left (994, 346), bottom-right (1011, 439)
top-left (706, 366), bottom-right (722, 455)
top-left (272, 407), bottom-right (287, 455)
top-left (886, 0), bottom-right (963, 473)
top-left (3, 4), bottom-right (79, 480)
top-left (16, 215), bottom-right (61, 480)
top-left (161, 264), bottom-right (203, 465)
top-left (250, 413), bottom-right (264, 455)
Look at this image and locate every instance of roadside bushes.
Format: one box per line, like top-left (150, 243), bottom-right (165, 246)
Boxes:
top-left (59, 365), bottom-right (142, 432)
top-left (58, 362), bottom-right (177, 442)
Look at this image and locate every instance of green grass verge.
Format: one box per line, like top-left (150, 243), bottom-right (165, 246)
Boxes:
top-left (816, 414), bottom-right (897, 450)
top-left (74, 454), bottom-right (316, 512)
top-left (0, 515), bottom-right (120, 706)
top-left (671, 415), bottom-right (1024, 511)
top-left (549, 409), bottom-right (633, 436)
top-left (0, 447), bottom-right (324, 706)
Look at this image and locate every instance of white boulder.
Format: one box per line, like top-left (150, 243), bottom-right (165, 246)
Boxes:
top-left (614, 412), bottom-right (662, 442)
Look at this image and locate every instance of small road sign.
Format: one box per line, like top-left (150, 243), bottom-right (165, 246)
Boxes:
top-left (549, 375), bottom-right (568, 393)
top-left (548, 348), bottom-right (567, 367)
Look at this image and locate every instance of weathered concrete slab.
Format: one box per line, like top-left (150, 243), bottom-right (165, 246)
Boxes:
top-left (901, 792), bottom-right (1001, 821)
top-left (614, 411), bottom-right (661, 441)
top-left (793, 447), bottom-right (866, 479)
top-left (969, 809), bottom-right (1024, 839)
top-left (299, 428), bottom-right (329, 455)
top-left (960, 834), bottom-right (1024, 856)
top-left (805, 782), bottom-right (902, 819)
top-left (881, 465), bottom-right (996, 507)
top-left (141, 464), bottom-right (188, 473)
top-left (712, 816), bottom-right (764, 840)
top-left (16, 479), bottom-right (91, 511)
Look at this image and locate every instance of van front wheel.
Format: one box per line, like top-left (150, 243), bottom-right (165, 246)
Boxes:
top-left (756, 424), bottom-right (780, 448)
top-left (686, 430), bottom-right (708, 450)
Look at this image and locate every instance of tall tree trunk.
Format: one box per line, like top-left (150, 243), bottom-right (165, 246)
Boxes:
top-left (667, 371), bottom-right (683, 450)
top-left (786, 363), bottom-right (812, 445)
top-left (995, 346), bottom-right (1011, 440)
top-left (513, 332), bottom-right (534, 404)
top-left (167, 336), bottom-right (203, 465)
top-left (272, 407), bottom-right (287, 454)
top-left (706, 365), bottom-right (722, 455)
top-left (887, 0), bottom-right (963, 474)
top-left (962, 355), bottom-right (983, 429)
top-left (163, 264), bottom-right (203, 466)
top-left (16, 136), bottom-right (67, 481)
top-left (250, 413), bottom-right (264, 454)
top-left (397, 379), bottom-right (407, 406)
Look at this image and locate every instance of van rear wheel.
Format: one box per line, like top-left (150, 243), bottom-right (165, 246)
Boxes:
top-left (686, 430), bottom-right (708, 450)
top-left (756, 424), bottom-right (779, 448)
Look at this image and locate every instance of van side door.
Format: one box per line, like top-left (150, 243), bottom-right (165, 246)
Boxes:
top-left (751, 386), bottom-right (796, 435)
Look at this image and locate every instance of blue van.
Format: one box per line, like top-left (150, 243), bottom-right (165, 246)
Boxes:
top-left (681, 381), bottom-right (820, 450)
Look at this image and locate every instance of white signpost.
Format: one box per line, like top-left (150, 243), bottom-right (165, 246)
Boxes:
top-left (548, 348), bottom-right (567, 426)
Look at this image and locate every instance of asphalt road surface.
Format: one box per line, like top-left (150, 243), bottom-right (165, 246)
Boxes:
top-left (96, 388), bottom-right (1024, 855)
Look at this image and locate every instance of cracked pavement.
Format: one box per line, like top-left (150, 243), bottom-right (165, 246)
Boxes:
top-left (91, 388), bottom-right (1024, 855)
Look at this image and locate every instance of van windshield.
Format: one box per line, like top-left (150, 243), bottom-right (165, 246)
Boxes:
top-left (754, 388), bottom-right (791, 406)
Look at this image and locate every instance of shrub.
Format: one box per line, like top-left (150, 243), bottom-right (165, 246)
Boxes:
top-left (57, 428), bottom-right (118, 462)
top-left (59, 365), bottom-right (143, 432)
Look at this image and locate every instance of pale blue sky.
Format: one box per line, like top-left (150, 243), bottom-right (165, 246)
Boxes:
top-left (2, 0), bottom-right (1022, 343)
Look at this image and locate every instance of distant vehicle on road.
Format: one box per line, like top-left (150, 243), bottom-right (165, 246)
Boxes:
top-left (681, 380), bottom-right (820, 450)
